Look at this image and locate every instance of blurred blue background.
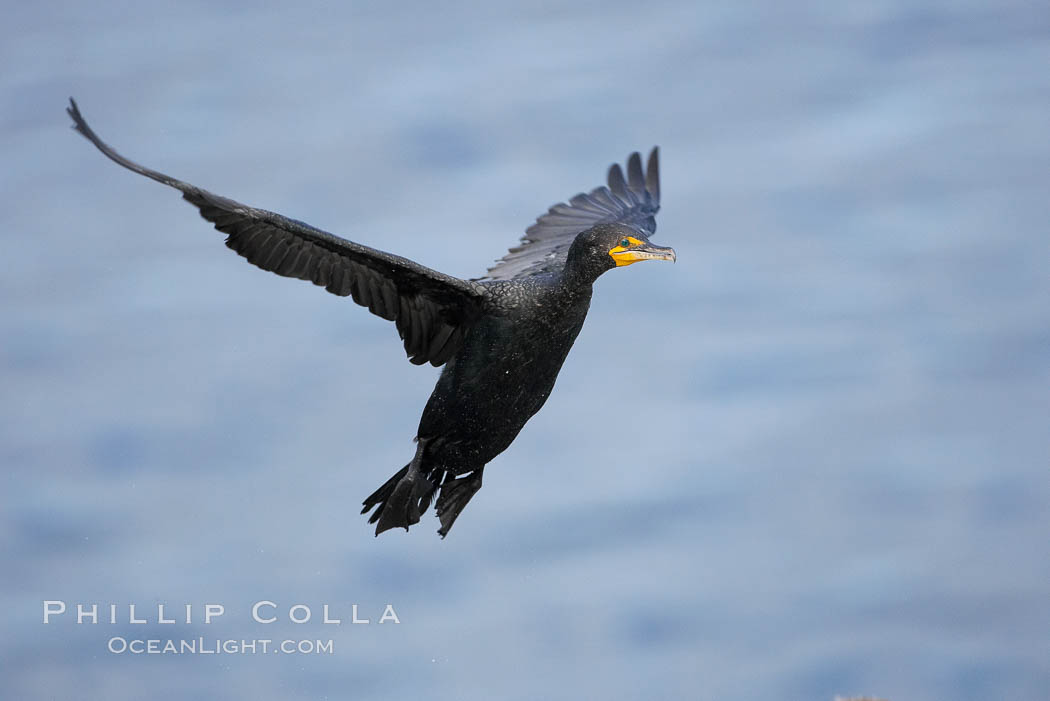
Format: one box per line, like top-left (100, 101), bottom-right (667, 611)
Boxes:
top-left (2, 1), bottom-right (1048, 699)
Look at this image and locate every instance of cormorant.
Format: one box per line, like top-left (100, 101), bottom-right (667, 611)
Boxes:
top-left (67, 98), bottom-right (676, 537)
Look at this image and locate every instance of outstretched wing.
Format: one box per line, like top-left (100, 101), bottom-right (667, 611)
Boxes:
top-left (67, 98), bottom-right (486, 367)
top-left (479, 148), bottom-right (661, 281)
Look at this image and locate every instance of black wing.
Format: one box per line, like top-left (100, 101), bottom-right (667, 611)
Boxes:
top-left (67, 98), bottom-right (486, 367)
top-left (479, 148), bottom-right (661, 281)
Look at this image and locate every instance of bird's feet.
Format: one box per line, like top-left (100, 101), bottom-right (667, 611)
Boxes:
top-left (435, 469), bottom-right (484, 538)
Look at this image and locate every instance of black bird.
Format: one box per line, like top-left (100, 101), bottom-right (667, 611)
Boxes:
top-left (67, 98), bottom-right (676, 537)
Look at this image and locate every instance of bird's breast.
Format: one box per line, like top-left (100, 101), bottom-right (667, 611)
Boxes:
top-left (417, 291), bottom-right (591, 447)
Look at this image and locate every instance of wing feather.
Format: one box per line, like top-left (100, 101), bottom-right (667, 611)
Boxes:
top-left (479, 148), bottom-right (661, 281)
top-left (68, 98), bottom-right (486, 366)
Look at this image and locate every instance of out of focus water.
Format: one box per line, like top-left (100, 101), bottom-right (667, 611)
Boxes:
top-left (2, 2), bottom-right (1048, 699)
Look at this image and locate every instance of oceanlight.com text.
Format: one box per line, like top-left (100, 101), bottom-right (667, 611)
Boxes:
top-left (107, 637), bottom-right (334, 655)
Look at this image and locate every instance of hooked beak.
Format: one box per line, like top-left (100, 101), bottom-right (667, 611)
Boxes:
top-left (609, 240), bottom-right (677, 267)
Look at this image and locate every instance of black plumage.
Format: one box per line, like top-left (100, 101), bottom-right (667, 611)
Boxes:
top-left (67, 98), bottom-right (676, 537)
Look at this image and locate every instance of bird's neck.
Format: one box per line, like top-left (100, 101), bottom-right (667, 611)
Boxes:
top-left (561, 253), bottom-right (611, 289)
top-left (556, 264), bottom-right (595, 294)
top-left (551, 268), bottom-right (597, 311)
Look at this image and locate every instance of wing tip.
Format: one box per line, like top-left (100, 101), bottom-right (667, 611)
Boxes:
top-left (67, 96), bottom-right (90, 138)
top-left (646, 145), bottom-right (660, 204)
top-left (607, 162), bottom-right (627, 197)
top-left (65, 96), bottom-right (117, 159)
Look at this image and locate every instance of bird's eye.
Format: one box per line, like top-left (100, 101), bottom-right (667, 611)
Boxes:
top-left (620, 238), bottom-right (631, 248)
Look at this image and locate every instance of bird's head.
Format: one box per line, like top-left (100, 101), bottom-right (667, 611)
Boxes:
top-left (565, 223), bottom-right (676, 282)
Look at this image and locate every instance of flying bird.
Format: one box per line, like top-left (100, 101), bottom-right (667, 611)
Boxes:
top-left (67, 98), bottom-right (675, 537)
